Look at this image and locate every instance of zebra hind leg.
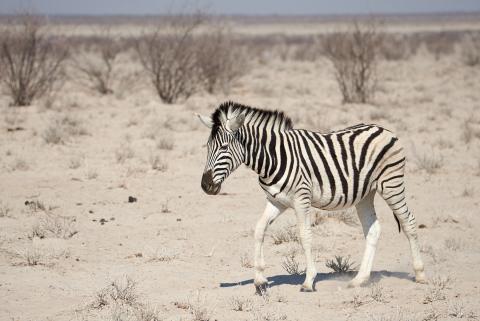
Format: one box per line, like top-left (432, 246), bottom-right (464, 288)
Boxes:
top-left (379, 179), bottom-right (426, 284)
top-left (349, 191), bottom-right (381, 287)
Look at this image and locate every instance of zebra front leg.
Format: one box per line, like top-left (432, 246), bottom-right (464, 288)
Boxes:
top-left (254, 200), bottom-right (285, 294)
top-left (349, 192), bottom-right (380, 287)
top-left (295, 202), bottom-right (317, 292)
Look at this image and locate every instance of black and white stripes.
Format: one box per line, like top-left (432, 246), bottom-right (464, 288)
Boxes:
top-left (198, 101), bottom-right (425, 292)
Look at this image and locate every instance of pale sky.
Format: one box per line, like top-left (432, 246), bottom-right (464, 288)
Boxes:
top-left (1, 0), bottom-right (479, 15)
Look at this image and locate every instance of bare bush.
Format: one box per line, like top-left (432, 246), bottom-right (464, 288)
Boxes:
top-left (229, 296), bottom-right (253, 312)
top-left (135, 14), bottom-right (204, 104)
top-left (0, 201), bottom-right (12, 217)
top-left (281, 249), bottom-right (305, 275)
top-left (423, 275), bottom-right (450, 304)
top-left (43, 115), bottom-right (88, 145)
top-left (0, 15), bottom-right (68, 106)
top-left (325, 255), bottom-right (356, 273)
top-left (412, 146), bottom-right (444, 174)
top-left (380, 34), bottom-right (413, 61)
top-left (324, 22), bottom-right (382, 104)
top-left (461, 33), bottom-right (480, 66)
top-left (73, 36), bottom-right (123, 94)
top-left (196, 26), bottom-right (247, 94)
top-left (30, 214), bottom-right (77, 239)
top-left (271, 226), bottom-right (299, 245)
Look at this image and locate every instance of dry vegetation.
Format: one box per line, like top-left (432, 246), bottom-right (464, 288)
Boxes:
top-left (1, 11), bottom-right (480, 321)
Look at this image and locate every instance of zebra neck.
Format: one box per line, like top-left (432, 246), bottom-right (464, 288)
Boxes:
top-left (239, 126), bottom-right (282, 179)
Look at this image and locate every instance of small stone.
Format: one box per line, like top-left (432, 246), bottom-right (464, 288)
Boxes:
top-left (128, 196), bottom-right (137, 203)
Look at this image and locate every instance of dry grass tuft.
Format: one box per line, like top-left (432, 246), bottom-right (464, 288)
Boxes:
top-left (423, 275), bottom-right (450, 304)
top-left (229, 296), bottom-right (253, 312)
top-left (148, 153), bottom-right (168, 172)
top-left (461, 33), bottom-right (480, 67)
top-left (30, 214), bottom-right (77, 239)
top-left (281, 249), bottom-right (305, 275)
top-left (271, 226), bottom-right (299, 245)
top-left (412, 146), bottom-right (443, 174)
top-left (115, 145), bottom-right (135, 164)
top-left (0, 201), bottom-right (12, 217)
top-left (156, 137), bottom-right (174, 150)
top-left (240, 252), bottom-right (253, 268)
top-left (43, 115), bottom-right (88, 145)
top-left (313, 209), bottom-right (358, 227)
top-left (325, 255), bottom-right (356, 273)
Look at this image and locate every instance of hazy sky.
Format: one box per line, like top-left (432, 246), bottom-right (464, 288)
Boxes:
top-left (1, 0), bottom-right (480, 15)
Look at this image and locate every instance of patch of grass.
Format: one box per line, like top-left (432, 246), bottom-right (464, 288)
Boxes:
top-left (412, 146), bottom-right (443, 174)
top-left (240, 252), bottom-right (253, 268)
top-left (370, 282), bottom-right (388, 303)
top-left (325, 255), bottom-right (356, 273)
top-left (229, 296), bottom-right (252, 312)
top-left (271, 226), bottom-right (298, 245)
top-left (149, 153), bottom-right (168, 172)
top-left (423, 275), bottom-right (450, 304)
top-left (281, 249), bottom-right (305, 275)
top-left (444, 238), bottom-right (462, 251)
top-left (17, 246), bottom-right (43, 266)
top-left (0, 201), bottom-right (12, 217)
top-left (86, 168), bottom-right (99, 180)
top-left (188, 292), bottom-right (213, 321)
top-left (30, 214), bottom-right (77, 239)
top-left (115, 145), bottom-right (135, 164)
top-left (11, 157), bottom-right (29, 171)
top-left (156, 137), bottom-right (174, 150)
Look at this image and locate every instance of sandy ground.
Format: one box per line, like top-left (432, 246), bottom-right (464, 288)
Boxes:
top-left (1, 21), bottom-right (480, 321)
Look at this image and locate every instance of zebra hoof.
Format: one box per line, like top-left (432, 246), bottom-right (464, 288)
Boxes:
top-left (300, 285), bottom-right (315, 292)
top-left (415, 271), bottom-right (427, 284)
top-left (348, 278), bottom-right (368, 288)
top-left (255, 283), bottom-right (268, 295)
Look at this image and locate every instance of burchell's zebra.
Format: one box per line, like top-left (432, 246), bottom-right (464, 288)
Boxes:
top-left (197, 101), bottom-right (425, 293)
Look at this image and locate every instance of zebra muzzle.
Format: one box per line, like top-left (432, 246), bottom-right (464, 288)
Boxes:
top-left (201, 170), bottom-right (221, 195)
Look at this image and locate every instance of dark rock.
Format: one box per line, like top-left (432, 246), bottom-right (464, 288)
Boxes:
top-left (128, 196), bottom-right (137, 203)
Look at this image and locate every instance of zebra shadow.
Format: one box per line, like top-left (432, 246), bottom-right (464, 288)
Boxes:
top-left (219, 270), bottom-right (413, 289)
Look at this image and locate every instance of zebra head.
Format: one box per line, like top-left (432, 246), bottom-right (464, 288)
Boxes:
top-left (197, 110), bottom-right (246, 195)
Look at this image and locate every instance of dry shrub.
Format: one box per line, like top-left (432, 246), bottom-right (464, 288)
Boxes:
top-left (229, 296), bottom-right (253, 312)
top-left (424, 32), bottom-right (456, 60)
top-left (43, 115), bottom-right (88, 144)
top-left (281, 249), bottom-right (305, 275)
top-left (412, 145), bottom-right (443, 174)
top-left (89, 276), bottom-right (162, 321)
top-left (0, 14), bottom-right (68, 106)
top-left (135, 13), bottom-right (204, 104)
top-left (72, 35), bottom-right (123, 94)
top-left (196, 26), bottom-right (247, 94)
top-left (380, 34), bottom-right (413, 61)
top-left (324, 21), bottom-right (382, 104)
top-left (271, 226), bottom-right (299, 245)
top-left (325, 255), bottom-right (356, 273)
top-left (30, 214), bottom-right (77, 239)
top-left (0, 201), bottom-right (12, 217)
top-left (461, 32), bottom-right (480, 66)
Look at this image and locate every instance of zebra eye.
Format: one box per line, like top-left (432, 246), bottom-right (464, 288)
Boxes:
top-left (219, 144), bottom-right (228, 151)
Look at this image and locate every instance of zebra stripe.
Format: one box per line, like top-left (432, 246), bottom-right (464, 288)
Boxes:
top-left (200, 101), bottom-right (426, 291)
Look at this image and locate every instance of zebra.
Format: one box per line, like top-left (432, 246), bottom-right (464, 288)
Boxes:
top-left (197, 101), bottom-right (426, 293)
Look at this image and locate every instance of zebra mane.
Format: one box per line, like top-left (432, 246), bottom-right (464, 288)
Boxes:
top-left (210, 101), bottom-right (293, 135)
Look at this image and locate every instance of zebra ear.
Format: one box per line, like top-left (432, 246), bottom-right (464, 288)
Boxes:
top-left (195, 113), bottom-right (213, 129)
top-left (226, 112), bottom-right (245, 132)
